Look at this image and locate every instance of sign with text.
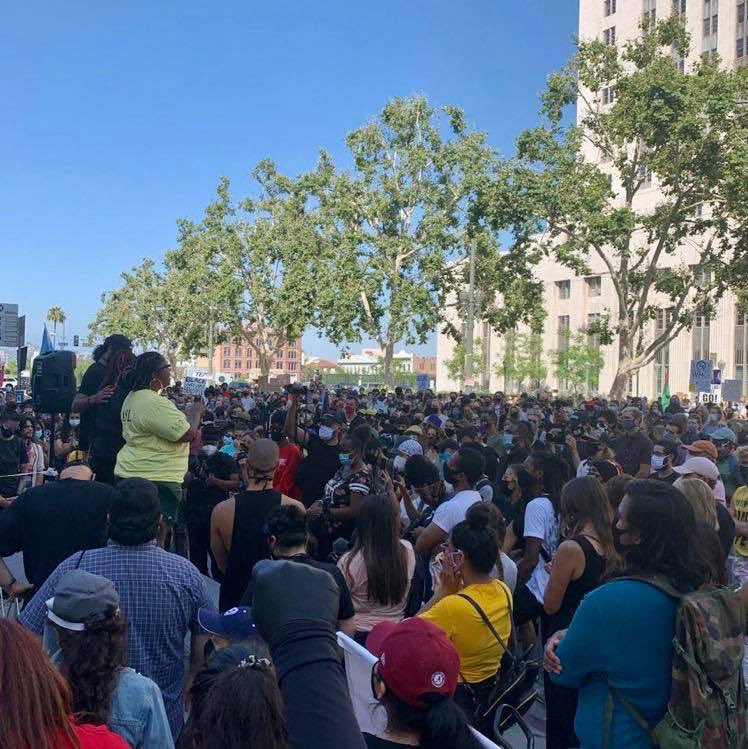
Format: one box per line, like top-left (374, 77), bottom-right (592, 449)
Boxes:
top-left (183, 376), bottom-right (207, 396)
top-left (698, 385), bottom-right (722, 405)
top-left (0, 303), bottom-right (19, 347)
top-left (689, 359), bottom-right (713, 393)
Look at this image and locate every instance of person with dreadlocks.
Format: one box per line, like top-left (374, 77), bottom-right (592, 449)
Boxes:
top-left (114, 352), bottom-right (204, 546)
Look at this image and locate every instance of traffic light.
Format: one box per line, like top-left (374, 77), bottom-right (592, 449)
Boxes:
top-left (73, 335), bottom-right (79, 347)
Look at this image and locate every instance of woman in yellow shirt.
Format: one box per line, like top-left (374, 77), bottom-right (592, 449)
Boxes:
top-left (420, 501), bottom-right (512, 724)
top-left (114, 352), bottom-right (203, 546)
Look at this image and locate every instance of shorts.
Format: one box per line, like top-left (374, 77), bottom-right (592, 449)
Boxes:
top-left (154, 481), bottom-right (182, 526)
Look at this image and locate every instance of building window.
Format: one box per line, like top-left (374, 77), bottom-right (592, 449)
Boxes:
top-left (223, 359), bottom-right (230, 369)
top-left (736, 306), bottom-right (748, 393)
top-left (644, 0), bottom-right (657, 27)
top-left (654, 309), bottom-right (672, 395)
top-left (602, 86), bottom-right (616, 105)
top-left (638, 164), bottom-right (653, 188)
top-left (557, 315), bottom-right (570, 349)
top-left (605, 0), bottom-right (617, 15)
top-left (234, 360), bottom-right (241, 370)
top-left (288, 362), bottom-right (297, 371)
top-left (692, 308), bottom-right (711, 361)
top-left (287, 349), bottom-right (297, 359)
top-left (274, 361), bottom-right (283, 369)
top-left (673, 0), bottom-right (687, 15)
top-left (586, 276), bottom-right (602, 297)
top-left (557, 280), bottom-right (571, 300)
top-left (234, 347), bottom-right (242, 356)
top-left (702, 0), bottom-right (719, 56)
top-left (737, 2), bottom-right (747, 60)
top-left (603, 26), bottom-right (617, 45)
top-left (246, 360), bottom-right (252, 369)
top-left (223, 347), bottom-right (231, 356)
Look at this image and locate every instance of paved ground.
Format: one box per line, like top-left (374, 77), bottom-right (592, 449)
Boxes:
top-left (4, 552), bottom-right (547, 748)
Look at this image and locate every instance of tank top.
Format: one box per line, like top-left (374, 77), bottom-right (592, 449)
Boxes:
top-left (548, 534), bottom-right (605, 633)
top-left (219, 488), bottom-right (281, 611)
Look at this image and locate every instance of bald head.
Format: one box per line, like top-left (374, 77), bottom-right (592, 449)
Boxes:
top-left (59, 464), bottom-right (94, 481)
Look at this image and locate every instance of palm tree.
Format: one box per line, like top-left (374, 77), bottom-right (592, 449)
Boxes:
top-left (47, 306), bottom-right (66, 343)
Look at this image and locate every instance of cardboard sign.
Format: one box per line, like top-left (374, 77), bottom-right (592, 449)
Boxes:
top-left (689, 359), bottom-right (713, 393)
top-left (183, 376), bottom-right (207, 396)
top-left (698, 384), bottom-right (722, 405)
top-left (721, 379), bottom-right (743, 403)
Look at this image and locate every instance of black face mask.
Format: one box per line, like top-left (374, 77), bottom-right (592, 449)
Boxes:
top-left (0, 426), bottom-right (13, 439)
top-left (443, 463), bottom-right (461, 485)
top-left (500, 479), bottom-right (514, 495)
top-left (269, 429), bottom-right (284, 442)
top-left (611, 520), bottom-right (631, 555)
top-left (445, 428), bottom-right (456, 437)
top-left (365, 452), bottom-right (384, 468)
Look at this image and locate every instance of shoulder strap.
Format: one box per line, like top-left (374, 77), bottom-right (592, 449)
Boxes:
top-left (75, 550), bottom-right (86, 569)
top-left (458, 590), bottom-right (511, 656)
top-left (603, 687), bottom-right (656, 749)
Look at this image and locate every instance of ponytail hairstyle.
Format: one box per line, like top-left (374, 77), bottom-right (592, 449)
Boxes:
top-left (451, 502), bottom-right (500, 575)
top-left (119, 352), bottom-right (165, 393)
top-left (383, 691), bottom-right (480, 749)
top-left (528, 451), bottom-right (569, 513)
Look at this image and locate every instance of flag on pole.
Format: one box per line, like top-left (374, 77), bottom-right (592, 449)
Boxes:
top-left (660, 368), bottom-right (671, 410)
top-left (40, 324), bottom-right (54, 355)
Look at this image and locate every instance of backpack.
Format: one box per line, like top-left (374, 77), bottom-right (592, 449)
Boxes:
top-left (604, 577), bottom-right (747, 749)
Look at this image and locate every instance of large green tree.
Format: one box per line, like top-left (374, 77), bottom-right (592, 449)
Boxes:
top-left (310, 96), bottom-right (536, 389)
top-left (171, 166), bottom-right (320, 381)
top-left (500, 331), bottom-right (547, 393)
top-left (510, 17), bottom-right (748, 399)
top-left (551, 330), bottom-right (605, 394)
top-left (89, 259), bottom-right (191, 371)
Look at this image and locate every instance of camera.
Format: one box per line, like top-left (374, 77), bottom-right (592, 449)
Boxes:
top-left (288, 383), bottom-right (308, 396)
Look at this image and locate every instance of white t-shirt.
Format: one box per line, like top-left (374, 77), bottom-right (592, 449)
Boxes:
top-left (523, 496), bottom-right (560, 604)
top-left (432, 489), bottom-right (482, 535)
top-left (491, 552), bottom-right (518, 593)
top-left (240, 396), bottom-right (255, 411)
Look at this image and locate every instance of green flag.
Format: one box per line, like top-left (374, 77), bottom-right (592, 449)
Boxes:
top-left (660, 368), bottom-right (671, 410)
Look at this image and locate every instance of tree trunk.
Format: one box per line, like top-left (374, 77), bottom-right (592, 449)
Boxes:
top-left (259, 351), bottom-right (272, 381)
top-left (383, 340), bottom-right (395, 391)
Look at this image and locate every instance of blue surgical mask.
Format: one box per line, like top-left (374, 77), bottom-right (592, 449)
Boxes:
top-left (223, 435), bottom-right (234, 446)
top-left (501, 434), bottom-right (514, 446)
top-left (34, 430), bottom-right (43, 440)
top-left (319, 425), bottom-right (334, 441)
top-left (339, 452), bottom-right (353, 465)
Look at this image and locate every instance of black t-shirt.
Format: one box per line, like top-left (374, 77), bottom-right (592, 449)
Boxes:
top-left (613, 431), bottom-right (653, 476)
top-left (91, 383), bottom-right (128, 463)
top-left (295, 433), bottom-right (341, 505)
top-left (716, 502), bottom-right (736, 560)
top-left (0, 478), bottom-right (115, 587)
top-left (0, 435), bottom-right (25, 498)
top-left (78, 361), bottom-right (107, 450)
top-left (651, 470), bottom-right (679, 485)
top-left (186, 452), bottom-right (239, 522)
top-left (241, 554), bottom-right (355, 622)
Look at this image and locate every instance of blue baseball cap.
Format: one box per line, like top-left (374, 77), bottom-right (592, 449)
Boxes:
top-left (711, 427), bottom-right (737, 444)
top-left (198, 606), bottom-right (257, 639)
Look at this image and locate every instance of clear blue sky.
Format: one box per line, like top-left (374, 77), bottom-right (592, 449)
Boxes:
top-left (0, 1), bottom-right (578, 360)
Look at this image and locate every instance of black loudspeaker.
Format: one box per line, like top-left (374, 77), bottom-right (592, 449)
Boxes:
top-left (31, 351), bottom-right (77, 413)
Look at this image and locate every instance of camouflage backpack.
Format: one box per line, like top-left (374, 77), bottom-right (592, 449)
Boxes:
top-left (603, 578), bottom-right (747, 749)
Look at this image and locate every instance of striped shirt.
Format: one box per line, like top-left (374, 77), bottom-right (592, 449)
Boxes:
top-left (20, 540), bottom-right (215, 737)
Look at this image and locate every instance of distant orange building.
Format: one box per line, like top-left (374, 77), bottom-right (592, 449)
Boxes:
top-left (196, 336), bottom-right (303, 381)
top-left (412, 355), bottom-right (437, 376)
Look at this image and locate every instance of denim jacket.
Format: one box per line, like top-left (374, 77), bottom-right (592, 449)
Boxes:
top-left (52, 652), bottom-right (174, 749)
top-left (109, 667), bottom-right (175, 749)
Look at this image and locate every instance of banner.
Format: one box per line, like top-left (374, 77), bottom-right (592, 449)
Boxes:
top-left (721, 379), bottom-right (743, 403)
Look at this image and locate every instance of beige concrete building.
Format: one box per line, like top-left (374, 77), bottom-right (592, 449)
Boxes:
top-left (437, 0), bottom-right (748, 398)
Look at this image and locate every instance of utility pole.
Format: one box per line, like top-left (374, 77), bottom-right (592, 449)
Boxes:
top-left (459, 239), bottom-right (482, 393)
top-left (207, 319), bottom-right (214, 381)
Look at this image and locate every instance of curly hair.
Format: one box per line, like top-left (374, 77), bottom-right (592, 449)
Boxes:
top-left (55, 606), bottom-right (126, 725)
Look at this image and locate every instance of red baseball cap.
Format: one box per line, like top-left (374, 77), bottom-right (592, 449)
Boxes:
top-left (366, 618), bottom-right (459, 708)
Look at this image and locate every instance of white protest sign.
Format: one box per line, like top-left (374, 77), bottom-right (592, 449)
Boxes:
top-left (698, 384), bottom-right (722, 405)
top-left (721, 379), bottom-right (743, 403)
top-left (183, 376), bottom-right (207, 396)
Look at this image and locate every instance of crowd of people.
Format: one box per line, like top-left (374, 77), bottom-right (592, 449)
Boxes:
top-left (0, 334), bottom-right (747, 748)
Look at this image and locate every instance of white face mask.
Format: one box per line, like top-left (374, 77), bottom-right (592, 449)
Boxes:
top-left (651, 454), bottom-right (666, 471)
top-left (200, 445), bottom-right (218, 457)
top-left (709, 413), bottom-right (719, 423)
top-left (69, 419), bottom-right (80, 428)
top-left (393, 455), bottom-right (407, 473)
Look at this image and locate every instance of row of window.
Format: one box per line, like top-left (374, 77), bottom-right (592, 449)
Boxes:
top-left (222, 346), bottom-right (298, 358)
top-left (222, 360), bottom-right (299, 371)
top-left (556, 276), bottom-right (602, 300)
